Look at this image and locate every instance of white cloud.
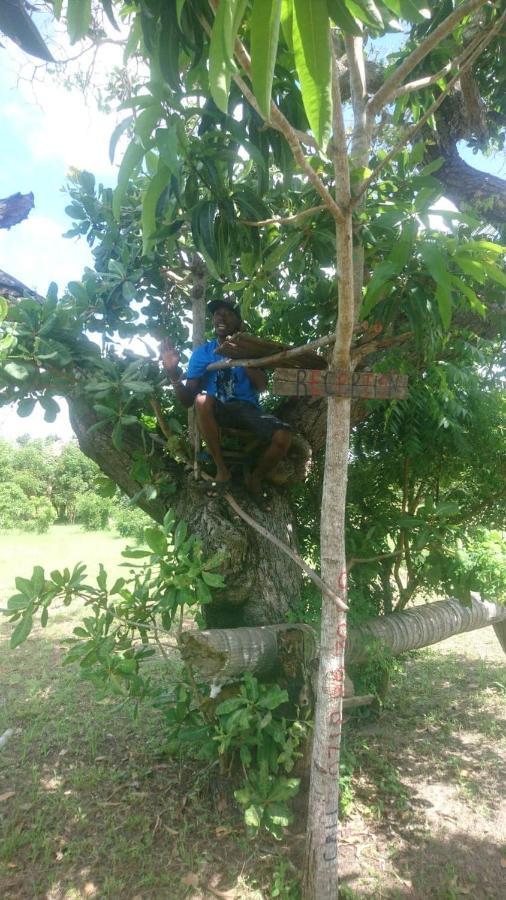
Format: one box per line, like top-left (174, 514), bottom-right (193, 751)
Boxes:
top-left (3, 77), bottom-right (117, 179)
top-left (0, 213), bottom-right (92, 293)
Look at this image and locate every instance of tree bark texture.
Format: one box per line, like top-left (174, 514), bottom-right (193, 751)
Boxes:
top-left (173, 480), bottom-right (302, 627)
top-left (179, 595), bottom-right (506, 682)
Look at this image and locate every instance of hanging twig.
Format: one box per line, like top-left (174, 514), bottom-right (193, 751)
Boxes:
top-left (242, 205), bottom-right (327, 227)
top-left (199, 472), bottom-right (348, 612)
top-left (149, 399), bottom-right (173, 442)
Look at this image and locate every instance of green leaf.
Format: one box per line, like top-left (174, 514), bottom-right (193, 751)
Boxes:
top-left (134, 106), bottom-right (161, 148)
top-left (191, 200), bottom-right (220, 271)
top-left (435, 283), bottom-right (453, 330)
top-left (251, 0), bottom-right (282, 118)
top-left (209, 0), bottom-right (244, 113)
top-left (361, 260), bottom-right (399, 315)
top-left (109, 117), bottom-right (133, 164)
top-left (102, 0), bottom-right (119, 31)
top-left (40, 607), bottom-right (49, 628)
top-left (4, 362), bottom-right (29, 381)
top-left (67, 0), bottom-right (91, 43)
top-left (67, 281), bottom-right (89, 304)
top-left (244, 804), bottom-right (262, 829)
top-left (174, 520), bottom-right (188, 550)
top-left (112, 138), bottom-right (145, 220)
top-left (454, 255), bottom-right (487, 284)
top-left (327, 0), bottom-right (362, 34)
top-left (419, 242), bottom-right (451, 290)
top-left (258, 686), bottom-right (289, 709)
top-left (216, 696), bottom-right (244, 715)
top-left (201, 570), bottom-right (225, 588)
top-left (32, 566), bottom-right (45, 595)
top-left (155, 125), bottom-right (179, 174)
top-left (280, 0), bottom-right (294, 50)
top-left (481, 261), bottom-right (506, 288)
top-left (17, 398), bottom-right (36, 417)
top-left (292, 0), bottom-right (332, 148)
top-left (121, 549), bottom-right (151, 559)
top-left (0, 295), bottom-right (8, 321)
top-left (345, 0), bottom-right (383, 29)
top-left (111, 421), bottom-right (123, 451)
top-left (141, 163), bottom-right (172, 255)
top-left (10, 613), bottom-right (33, 649)
top-left (7, 594), bottom-right (30, 611)
top-left (40, 396), bottom-right (60, 423)
top-left (450, 276), bottom-right (485, 317)
top-left (144, 527), bottom-right (167, 555)
top-left (94, 476), bottom-right (117, 498)
top-left (397, 0), bottom-right (430, 24)
top-left (266, 801), bottom-right (293, 826)
top-left (420, 157), bottom-right (444, 176)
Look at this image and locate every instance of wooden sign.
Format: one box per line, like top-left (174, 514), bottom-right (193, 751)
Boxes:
top-left (273, 368), bottom-right (408, 400)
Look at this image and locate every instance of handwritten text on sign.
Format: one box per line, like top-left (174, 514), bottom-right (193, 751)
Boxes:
top-left (273, 368), bottom-right (408, 400)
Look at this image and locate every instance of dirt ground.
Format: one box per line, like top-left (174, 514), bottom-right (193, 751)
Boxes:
top-left (331, 626), bottom-right (506, 899)
top-left (1, 615), bottom-right (504, 899)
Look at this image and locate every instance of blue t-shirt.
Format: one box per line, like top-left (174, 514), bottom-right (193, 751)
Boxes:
top-left (186, 339), bottom-right (260, 408)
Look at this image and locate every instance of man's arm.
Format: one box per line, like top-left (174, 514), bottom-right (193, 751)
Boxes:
top-left (160, 341), bottom-right (201, 408)
top-left (245, 367), bottom-right (268, 392)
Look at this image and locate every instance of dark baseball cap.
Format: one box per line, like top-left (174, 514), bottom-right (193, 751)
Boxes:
top-left (207, 299), bottom-right (242, 319)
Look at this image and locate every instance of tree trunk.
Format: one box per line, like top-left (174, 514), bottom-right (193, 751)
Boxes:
top-left (173, 480), bottom-right (302, 627)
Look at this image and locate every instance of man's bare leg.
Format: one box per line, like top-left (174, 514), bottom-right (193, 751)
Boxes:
top-left (194, 393), bottom-right (231, 483)
top-left (246, 429), bottom-right (292, 496)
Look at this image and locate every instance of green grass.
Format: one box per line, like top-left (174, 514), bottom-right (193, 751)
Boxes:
top-left (0, 524), bottom-right (128, 603)
top-left (1, 527), bottom-right (505, 899)
top-left (0, 527), bottom-right (288, 900)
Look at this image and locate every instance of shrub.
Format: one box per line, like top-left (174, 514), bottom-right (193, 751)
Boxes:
top-left (25, 497), bottom-right (56, 533)
top-left (75, 492), bottom-right (111, 530)
top-left (0, 483), bottom-right (30, 530)
top-left (112, 502), bottom-right (152, 542)
top-left (0, 484), bottom-right (55, 533)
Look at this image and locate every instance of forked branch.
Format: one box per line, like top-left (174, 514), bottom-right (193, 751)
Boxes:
top-left (367, 0), bottom-right (488, 115)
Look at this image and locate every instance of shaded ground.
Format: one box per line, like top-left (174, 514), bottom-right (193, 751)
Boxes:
top-left (0, 528), bottom-right (504, 898)
top-left (335, 628), bottom-right (506, 899)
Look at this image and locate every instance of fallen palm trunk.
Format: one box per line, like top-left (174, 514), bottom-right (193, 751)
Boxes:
top-left (178, 595), bottom-right (506, 684)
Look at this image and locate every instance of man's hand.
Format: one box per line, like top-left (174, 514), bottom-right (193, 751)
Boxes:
top-left (160, 339), bottom-right (181, 378)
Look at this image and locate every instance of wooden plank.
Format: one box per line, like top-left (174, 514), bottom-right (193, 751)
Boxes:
top-left (273, 368), bottom-right (409, 399)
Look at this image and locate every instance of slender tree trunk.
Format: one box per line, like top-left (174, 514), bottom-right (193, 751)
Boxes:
top-left (303, 48), bottom-right (356, 896)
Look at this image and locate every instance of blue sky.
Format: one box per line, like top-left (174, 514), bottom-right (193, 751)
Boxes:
top-left (0, 22), bottom-right (503, 441)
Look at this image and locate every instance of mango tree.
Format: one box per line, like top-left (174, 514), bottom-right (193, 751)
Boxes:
top-left (1, 1), bottom-right (505, 896)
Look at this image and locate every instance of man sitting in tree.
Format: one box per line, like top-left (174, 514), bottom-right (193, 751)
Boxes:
top-left (161, 300), bottom-right (292, 496)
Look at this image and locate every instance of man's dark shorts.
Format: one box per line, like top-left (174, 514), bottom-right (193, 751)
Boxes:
top-left (212, 398), bottom-right (291, 443)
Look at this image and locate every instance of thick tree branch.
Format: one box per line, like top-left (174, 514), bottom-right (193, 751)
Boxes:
top-left (367, 0), bottom-right (488, 115)
top-left (206, 333), bottom-right (334, 371)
